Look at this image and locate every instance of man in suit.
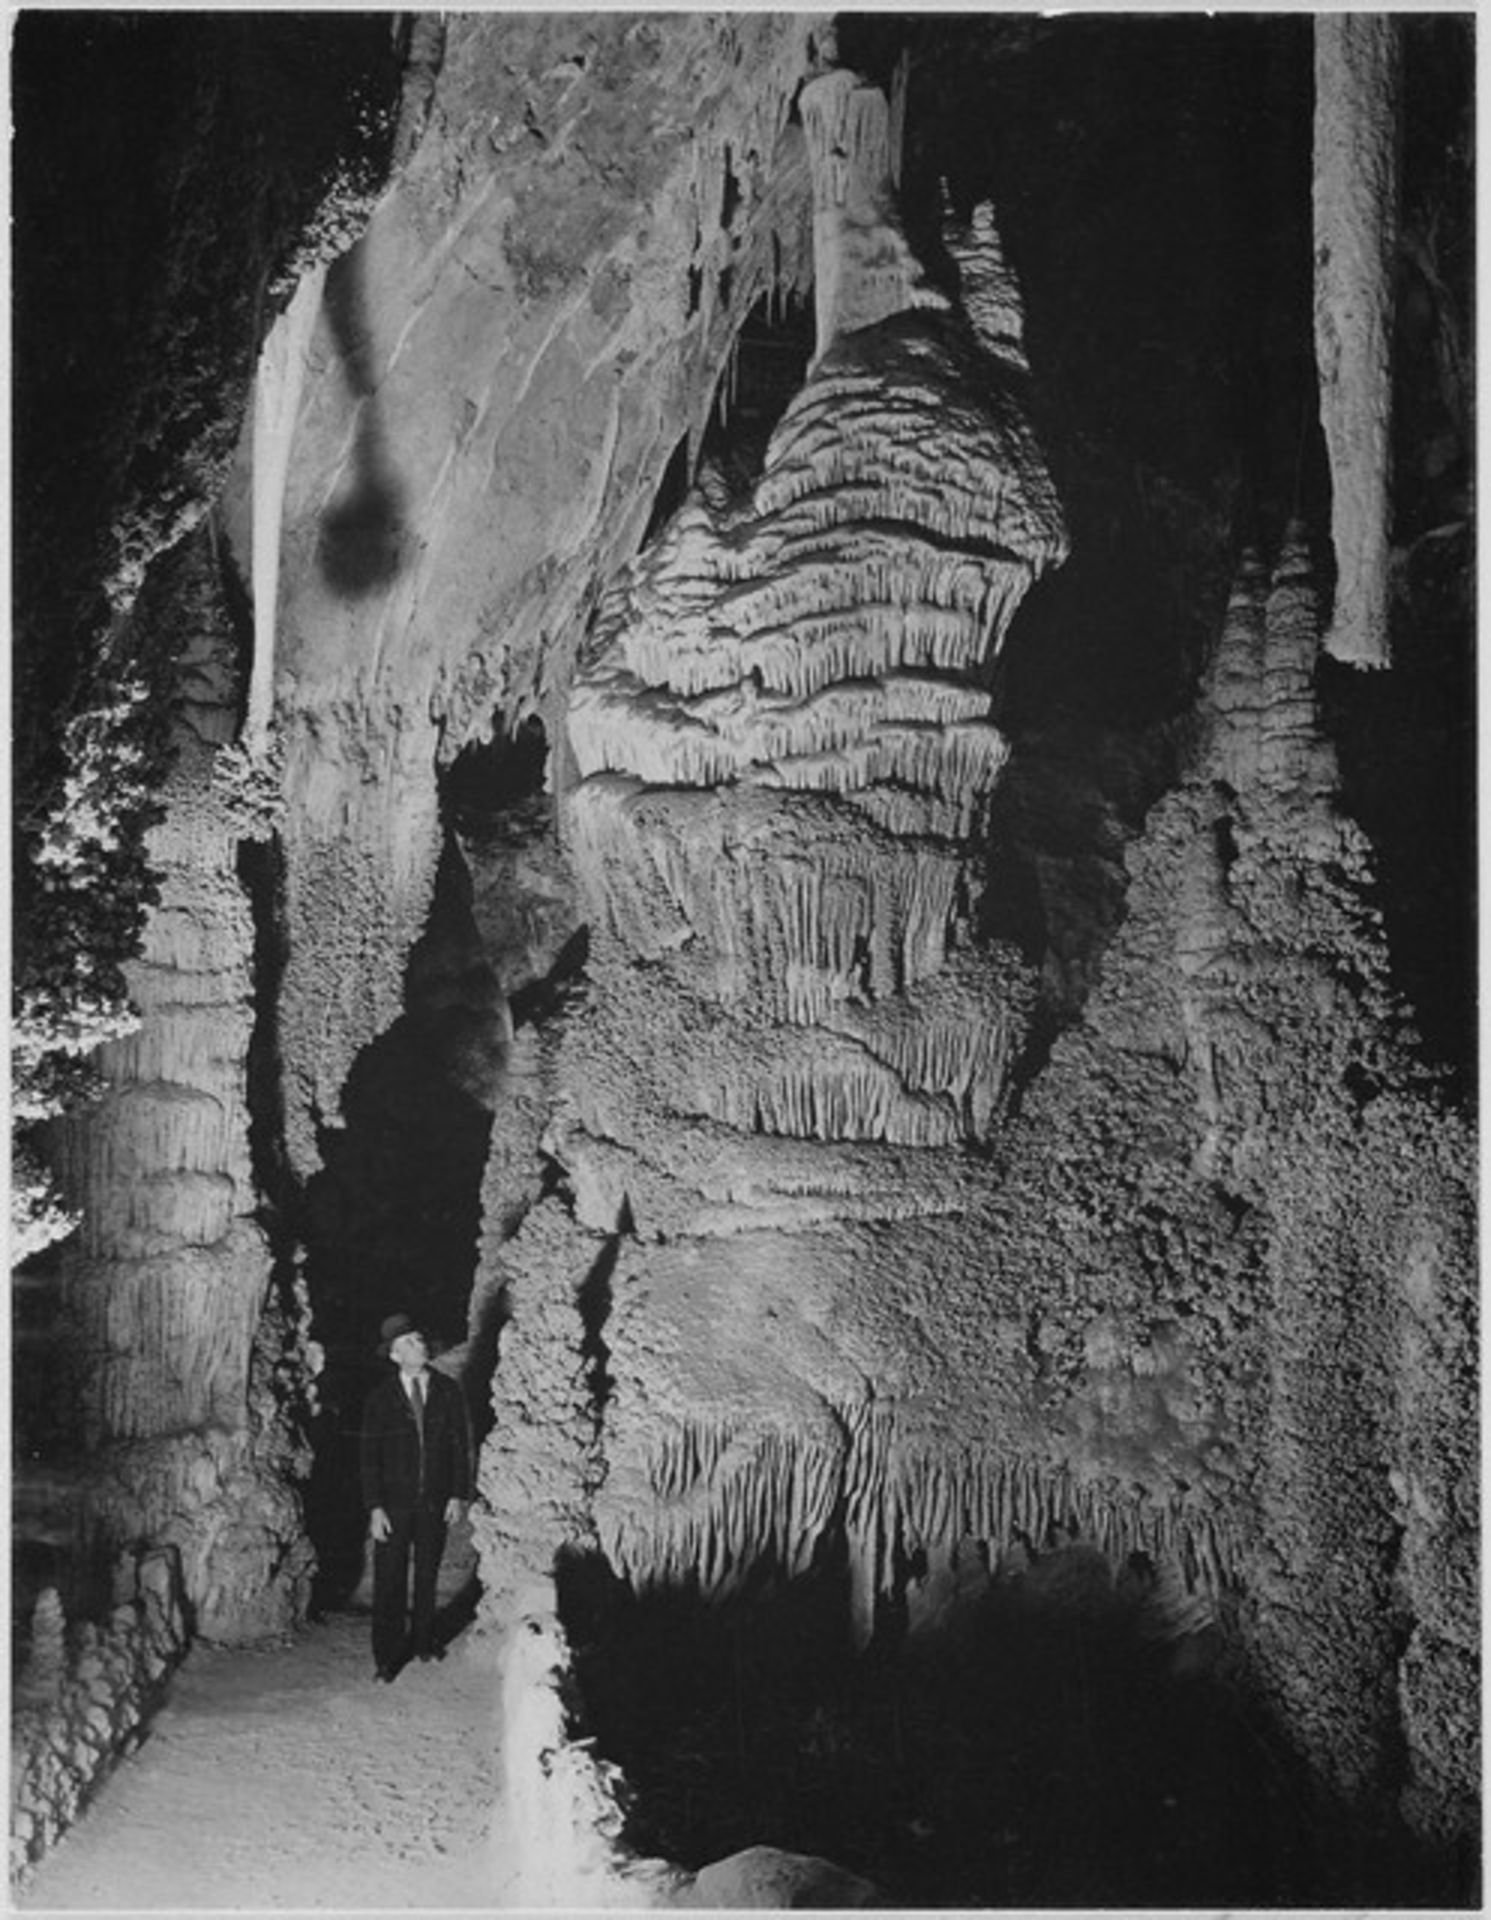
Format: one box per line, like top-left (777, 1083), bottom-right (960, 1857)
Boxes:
top-left (360, 1312), bottom-right (475, 1681)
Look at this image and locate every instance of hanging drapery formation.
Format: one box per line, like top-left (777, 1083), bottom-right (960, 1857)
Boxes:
top-left (479, 67), bottom-right (1068, 1639)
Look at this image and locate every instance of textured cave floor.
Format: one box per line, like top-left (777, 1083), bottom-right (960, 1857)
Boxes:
top-left (18, 1612), bottom-right (512, 1913)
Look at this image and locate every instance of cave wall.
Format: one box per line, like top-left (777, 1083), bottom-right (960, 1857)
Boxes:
top-left (234, 11), bottom-right (826, 1184)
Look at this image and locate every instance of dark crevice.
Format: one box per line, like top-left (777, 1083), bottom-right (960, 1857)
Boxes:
top-left (443, 713), bottom-right (550, 823)
top-left (577, 1236), bottom-right (620, 1429)
top-left (211, 512), bottom-right (257, 741)
top-left (236, 836), bottom-right (300, 1246)
top-left (640, 435), bottom-right (693, 551)
top-left (720, 144), bottom-right (741, 230)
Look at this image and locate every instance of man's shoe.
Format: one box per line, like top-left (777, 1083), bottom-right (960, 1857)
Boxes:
top-left (415, 1646), bottom-right (445, 1663)
top-left (374, 1664), bottom-right (397, 1682)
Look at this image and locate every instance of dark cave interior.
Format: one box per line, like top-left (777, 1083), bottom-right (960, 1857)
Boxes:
top-left (9, 8), bottom-right (1476, 1906)
top-left (556, 1542), bottom-right (1460, 1909)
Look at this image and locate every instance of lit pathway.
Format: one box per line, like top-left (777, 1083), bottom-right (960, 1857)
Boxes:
top-left (18, 1613), bottom-right (510, 1911)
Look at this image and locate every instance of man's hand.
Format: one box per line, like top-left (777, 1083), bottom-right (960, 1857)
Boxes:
top-left (370, 1506), bottom-right (392, 1543)
top-left (444, 1498), bottom-right (467, 1526)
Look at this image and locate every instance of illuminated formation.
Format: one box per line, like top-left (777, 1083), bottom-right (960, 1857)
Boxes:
top-left (478, 69), bottom-right (1068, 1635)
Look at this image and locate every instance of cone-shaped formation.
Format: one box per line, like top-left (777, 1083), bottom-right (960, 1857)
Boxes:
top-left (942, 188), bottom-right (1030, 375)
top-left (565, 148), bottom-right (1066, 1024)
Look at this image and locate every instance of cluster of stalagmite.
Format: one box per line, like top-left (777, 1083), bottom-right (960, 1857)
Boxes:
top-left (477, 69), bottom-right (1069, 1627)
top-left (997, 532), bottom-right (1477, 1834)
top-left (46, 536), bottom-right (312, 1644)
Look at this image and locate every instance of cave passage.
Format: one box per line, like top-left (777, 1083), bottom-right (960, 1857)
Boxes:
top-left (299, 840), bottom-right (501, 1609)
top-left (298, 713), bottom-right (569, 1617)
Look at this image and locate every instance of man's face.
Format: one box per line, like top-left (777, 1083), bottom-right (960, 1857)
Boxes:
top-left (391, 1330), bottom-right (428, 1371)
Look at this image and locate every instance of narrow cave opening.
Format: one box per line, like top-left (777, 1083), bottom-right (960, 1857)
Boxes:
top-left (441, 711), bottom-right (586, 1375)
top-left (638, 286), bottom-right (816, 551)
top-left (558, 1539), bottom-right (1442, 1908)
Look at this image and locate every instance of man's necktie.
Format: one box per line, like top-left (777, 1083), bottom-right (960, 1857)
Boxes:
top-left (410, 1374), bottom-right (425, 1433)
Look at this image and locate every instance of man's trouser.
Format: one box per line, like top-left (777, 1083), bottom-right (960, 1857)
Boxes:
top-left (371, 1503), bottom-right (447, 1667)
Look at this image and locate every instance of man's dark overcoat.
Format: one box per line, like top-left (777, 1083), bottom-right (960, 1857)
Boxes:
top-left (359, 1367), bottom-right (474, 1516)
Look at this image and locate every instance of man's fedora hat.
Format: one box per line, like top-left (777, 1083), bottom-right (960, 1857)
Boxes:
top-left (377, 1312), bottom-right (424, 1357)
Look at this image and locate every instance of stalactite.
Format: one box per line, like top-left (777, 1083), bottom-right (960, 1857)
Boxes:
top-left (248, 264), bottom-right (326, 757)
top-left (599, 1408), bottom-right (1236, 1649)
top-left (1314, 13), bottom-right (1401, 668)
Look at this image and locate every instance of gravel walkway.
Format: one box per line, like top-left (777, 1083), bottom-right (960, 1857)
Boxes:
top-left (17, 1613), bottom-right (512, 1912)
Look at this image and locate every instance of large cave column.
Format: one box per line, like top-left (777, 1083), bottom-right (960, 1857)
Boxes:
top-left (47, 533), bottom-right (312, 1644)
top-left (484, 65), bottom-right (1069, 1645)
top-left (252, 14), bottom-right (822, 1186)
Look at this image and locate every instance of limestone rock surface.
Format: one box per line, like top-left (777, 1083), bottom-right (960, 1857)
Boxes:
top-left (247, 12), bottom-right (823, 1179)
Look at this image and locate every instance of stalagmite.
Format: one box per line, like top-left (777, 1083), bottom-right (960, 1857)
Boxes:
top-left (489, 59), bottom-right (1079, 1647)
top-left (943, 191), bottom-right (1030, 375)
top-left (1314, 14), bottom-right (1401, 667)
